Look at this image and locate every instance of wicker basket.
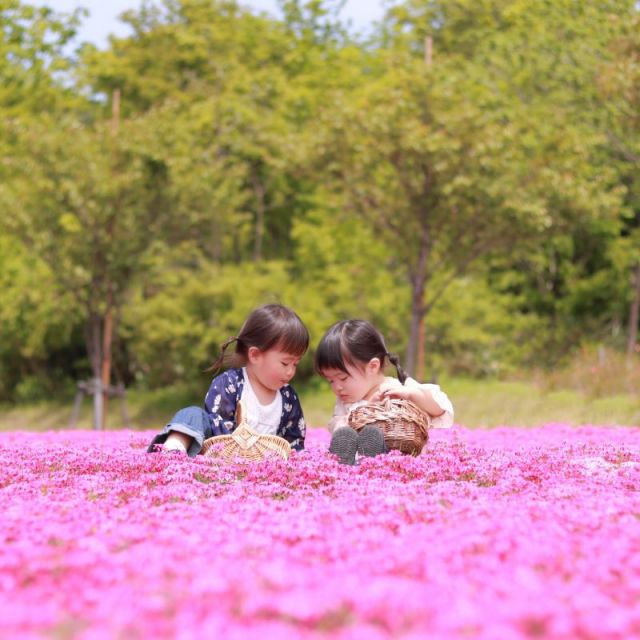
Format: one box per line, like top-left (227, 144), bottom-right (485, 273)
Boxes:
top-left (348, 398), bottom-right (430, 456)
top-left (201, 401), bottom-right (291, 462)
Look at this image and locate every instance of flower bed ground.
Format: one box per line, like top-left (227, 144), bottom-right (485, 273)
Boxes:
top-left (1, 424), bottom-right (639, 639)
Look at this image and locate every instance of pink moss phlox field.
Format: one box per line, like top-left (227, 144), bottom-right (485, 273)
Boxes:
top-left (1, 424), bottom-right (639, 639)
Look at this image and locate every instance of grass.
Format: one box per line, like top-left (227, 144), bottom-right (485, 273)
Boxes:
top-left (0, 376), bottom-right (638, 432)
top-left (443, 377), bottom-right (640, 427)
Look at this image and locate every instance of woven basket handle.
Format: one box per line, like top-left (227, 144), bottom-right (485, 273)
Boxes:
top-left (235, 399), bottom-right (246, 427)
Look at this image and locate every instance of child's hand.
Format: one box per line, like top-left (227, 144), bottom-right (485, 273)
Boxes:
top-left (328, 415), bottom-right (349, 432)
top-left (372, 381), bottom-right (413, 403)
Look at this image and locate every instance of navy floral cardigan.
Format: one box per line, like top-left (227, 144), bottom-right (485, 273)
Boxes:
top-left (203, 368), bottom-right (306, 451)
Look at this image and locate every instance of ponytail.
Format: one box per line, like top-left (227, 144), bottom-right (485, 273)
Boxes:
top-left (205, 304), bottom-right (309, 376)
top-left (315, 319), bottom-right (407, 384)
top-left (206, 336), bottom-right (239, 373)
top-left (387, 352), bottom-right (408, 384)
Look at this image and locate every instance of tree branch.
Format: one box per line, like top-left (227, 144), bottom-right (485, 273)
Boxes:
top-left (606, 129), bottom-right (640, 164)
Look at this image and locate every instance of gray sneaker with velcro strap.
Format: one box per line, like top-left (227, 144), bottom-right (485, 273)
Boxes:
top-left (329, 427), bottom-right (359, 465)
top-left (357, 423), bottom-right (387, 458)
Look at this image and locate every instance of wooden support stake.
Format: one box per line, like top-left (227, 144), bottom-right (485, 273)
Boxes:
top-left (70, 379), bottom-right (131, 429)
top-left (425, 36), bottom-right (433, 68)
top-left (111, 88), bottom-right (121, 136)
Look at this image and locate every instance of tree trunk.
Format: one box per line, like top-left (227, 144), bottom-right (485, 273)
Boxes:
top-left (627, 262), bottom-right (640, 356)
top-left (406, 302), bottom-right (418, 377)
top-left (85, 312), bottom-right (103, 430)
top-left (416, 318), bottom-right (426, 382)
top-left (95, 89), bottom-right (120, 428)
top-left (251, 170), bottom-right (265, 262)
top-left (85, 312), bottom-right (102, 380)
top-left (405, 241), bottom-right (430, 377)
top-left (101, 287), bottom-right (114, 429)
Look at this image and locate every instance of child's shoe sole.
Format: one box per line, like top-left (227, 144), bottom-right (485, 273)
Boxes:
top-left (329, 427), bottom-right (358, 465)
top-left (357, 424), bottom-right (387, 458)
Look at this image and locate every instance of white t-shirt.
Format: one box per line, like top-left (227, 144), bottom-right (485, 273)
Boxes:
top-left (328, 376), bottom-right (454, 433)
top-left (241, 368), bottom-right (283, 435)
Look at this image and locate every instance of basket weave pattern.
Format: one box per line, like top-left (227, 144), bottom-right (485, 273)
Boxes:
top-left (348, 399), bottom-right (430, 456)
top-left (201, 401), bottom-right (291, 462)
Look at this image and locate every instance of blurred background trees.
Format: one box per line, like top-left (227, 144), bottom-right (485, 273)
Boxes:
top-left (0, 0), bottom-right (638, 407)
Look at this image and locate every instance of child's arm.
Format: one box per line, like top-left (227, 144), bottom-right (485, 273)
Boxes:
top-left (280, 388), bottom-right (306, 451)
top-left (373, 378), bottom-right (454, 428)
top-left (327, 398), bottom-right (349, 433)
top-left (204, 370), bottom-right (241, 435)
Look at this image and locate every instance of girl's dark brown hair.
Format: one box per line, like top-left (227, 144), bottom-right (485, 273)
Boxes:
top-left (208, 304), bottom-right (309, 373)
top-left (314, 319), bottom-right (408, 383)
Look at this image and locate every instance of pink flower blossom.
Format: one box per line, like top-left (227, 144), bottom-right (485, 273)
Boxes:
top-left (0, 424), bottom-right (639, 638)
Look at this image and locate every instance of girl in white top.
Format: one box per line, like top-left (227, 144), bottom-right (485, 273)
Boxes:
top-left (315, 319), bottom-right (453, 465)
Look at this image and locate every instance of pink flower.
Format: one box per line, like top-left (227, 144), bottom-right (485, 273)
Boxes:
top-left (0, 424), bottom-right (638, 638)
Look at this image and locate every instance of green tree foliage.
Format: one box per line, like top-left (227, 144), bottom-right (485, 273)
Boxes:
top-left (426, 275), bottom-right (546, 377)
top-left (291, 201), bottom-right (410, 347)
top-left (0, 112), bottom-right (175, 384)
top-left (0, 236), bottom-right (80, 400)
top-left (0, 0), bottom-right (639, 403)
top-left (0, 0), bottom-right (82, 115)
top-left (597, 12), bottom-right (640, 353)
top-left (0, 2), bottom-right (88, 401)
top-left (77, 0), bottom-right (369, 263)
top-left (121, 258), bottom-right (305, 387)
top-left (372, 0), bottom-right (633, 368)
top-left (79, 0), bottom-right (279, 114)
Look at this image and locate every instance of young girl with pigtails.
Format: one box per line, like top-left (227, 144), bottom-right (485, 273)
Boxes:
top-left (148, 304), bottom-right (309, 456)
top-left (315, 319), bottom-right (454, 465)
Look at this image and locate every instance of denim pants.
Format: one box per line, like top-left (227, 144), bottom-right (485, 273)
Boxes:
top-left (146, 406), bottom-right (214, 457)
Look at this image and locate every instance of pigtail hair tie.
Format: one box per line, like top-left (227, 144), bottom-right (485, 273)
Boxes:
top-left (386, 352), bottom-right (408, 384)
top-left (206, 336), bottom-right (239, 373)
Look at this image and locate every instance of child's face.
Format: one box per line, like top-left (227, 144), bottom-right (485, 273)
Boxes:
top-left (321, 359), bottom-right (382, 405)
top-left (248, 347), bottom-right (301, 392)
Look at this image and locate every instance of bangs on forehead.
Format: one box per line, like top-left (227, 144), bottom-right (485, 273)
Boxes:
top-left (274, 316), bottom-right (309, 357)
top-left (314, 329), bottom-right (360, 374)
